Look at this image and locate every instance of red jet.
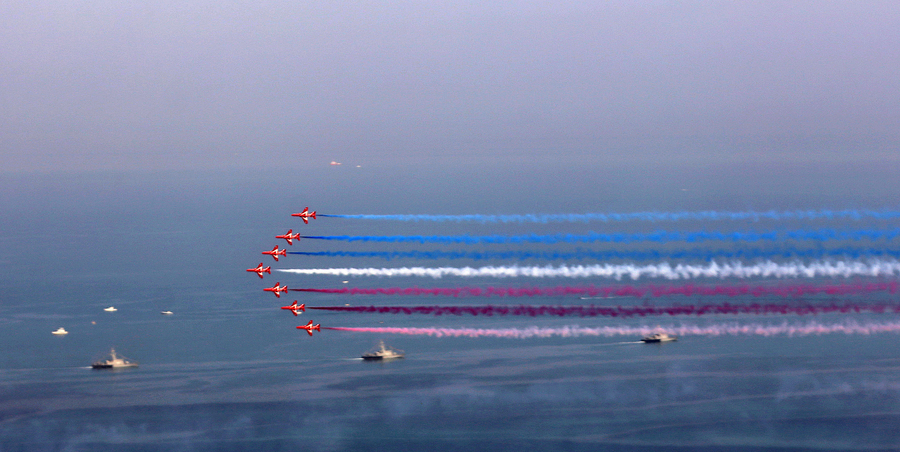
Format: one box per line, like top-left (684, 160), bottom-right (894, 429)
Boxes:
top-left (291, 207), bottom-right (317, 224)
top-left (247, 263), bottom-right (271, 279)
top-left (281, 301), bottom-right (306, 316)
top-left (264, 282), bottom-right (288, 298)
top-left (276, 229), bottom-right (301, 245)
top-left (297, 320), bottom-right (321, 336)
top-left (262, 246), bottom-right (286, 261)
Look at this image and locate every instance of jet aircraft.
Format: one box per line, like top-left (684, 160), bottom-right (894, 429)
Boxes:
top-left (297, 320), bottom-right (321, 336)
top-left (291, 207), bottom-right (317, 224)
top-left (281, 301), bottom-right (306, 316)
top-left (264, 282), bottom-right (288, 298)
top-left (262, 246), bottom-right (286, 261)
top-left (247, 263), bottom-right (272, 278)
top-left (276, 229), bottom-right (301, 245)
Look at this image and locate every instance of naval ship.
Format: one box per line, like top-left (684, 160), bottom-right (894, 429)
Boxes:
top-left (640, 332), bottom-right (677, 343)
top-left (91, 348), bottom-right (138, 369)
top-left (362, 341), bottom-right (404, 360)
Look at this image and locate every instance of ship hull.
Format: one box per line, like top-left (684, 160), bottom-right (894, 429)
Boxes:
top-left (641, 338), bottom-right (677, 343)
top-left (362, 354), bottom-right (403, 360)
top-left (91, 362), bottom-right (138, 369)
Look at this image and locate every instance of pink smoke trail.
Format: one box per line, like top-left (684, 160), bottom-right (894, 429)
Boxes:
top-left (309, 302), bottom-right (900, 318)
top-left (294, 282), bottom-right (900, 298)
top-left (324, 320), bottom-right (900, 338)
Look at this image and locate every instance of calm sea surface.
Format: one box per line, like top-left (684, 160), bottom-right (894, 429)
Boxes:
top-left (2, 161), bottom-right (900, 451)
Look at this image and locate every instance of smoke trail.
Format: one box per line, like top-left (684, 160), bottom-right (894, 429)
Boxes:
top-left (294, 282), bottom-right (900, 298)
top-left (299, 228), bottom-right (900, 245)
top-left (288, 247), bottom-right (900, 261)
top-left (324, 320), bottom-right (900, 338)
top-left (311, 302), bottom-right (900, 318)
top-left (277, 259), bottom-right (900, 280)
top-left (318, 209), bottom-right (900, 224)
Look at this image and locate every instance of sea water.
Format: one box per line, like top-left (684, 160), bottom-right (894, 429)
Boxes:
top-left (2, 160), bottom-right (900, 451)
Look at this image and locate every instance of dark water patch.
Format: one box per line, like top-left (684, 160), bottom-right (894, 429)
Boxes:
top-left (5, 400), bottom-right (898, 451)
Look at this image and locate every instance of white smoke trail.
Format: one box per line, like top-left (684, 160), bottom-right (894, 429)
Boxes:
top-left (328, 320), bottom-right (900, 338)
top-left (278, 259), bottom-right (900, 280)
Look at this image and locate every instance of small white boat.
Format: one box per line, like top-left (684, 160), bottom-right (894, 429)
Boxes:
top-left (91, 348), bottom-right (138, 369)
top-left (160, 311), bottom-right (173, 315)
top-left (51, 327), bottom-right (68, 335)
top-left (103, 306), bottom-right (117, 312)
top-left (362, 341), bottom-right (404, 360)
top-left (641, 332), bottom-right (677, 343)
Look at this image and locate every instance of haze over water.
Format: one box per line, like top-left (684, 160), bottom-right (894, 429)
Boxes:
top-left (1, 160), bottom-right (900, 450)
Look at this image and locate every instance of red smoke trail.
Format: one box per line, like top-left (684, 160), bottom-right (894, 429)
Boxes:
top-left (310, 303), bottom-right (900, 318)
top-left (324, 320), bottom-right (900, 338)
top-left (294, 282), bottom-right (900, 298)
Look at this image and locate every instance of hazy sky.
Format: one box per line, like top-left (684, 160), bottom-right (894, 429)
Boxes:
top-left (2, 1), bottom-right (899, 172)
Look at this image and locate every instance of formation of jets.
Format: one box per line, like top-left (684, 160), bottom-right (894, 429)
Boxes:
top-left (249, 207), bottom-right (322, 335)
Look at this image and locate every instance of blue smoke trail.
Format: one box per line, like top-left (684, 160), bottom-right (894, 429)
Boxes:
top-left (288, 247), bottom-right (900, 261)
top-left (300, 228), bottom-right (900, 245)
top-left (319, 209), bottom-right (900, 223)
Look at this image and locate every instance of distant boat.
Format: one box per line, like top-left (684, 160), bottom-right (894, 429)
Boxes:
top-left (160, 311), bottom-right (173, 315)
top-left (103, 306), bottom-right (117, 312)
top-left (641, 332), bottom-right (677, 343)
top-left (51, 327), bottom-right (68, 335)
top-left (362, 341), bottom-right (404, 360)
top-left (91, 348), bottom-right (138, 369)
